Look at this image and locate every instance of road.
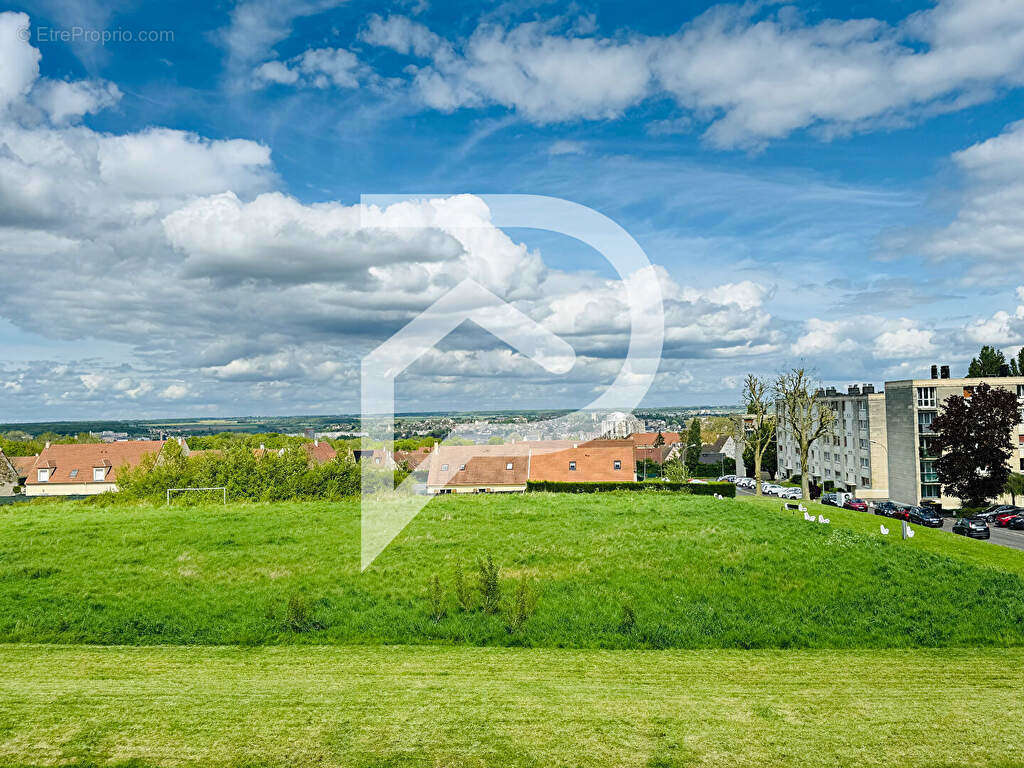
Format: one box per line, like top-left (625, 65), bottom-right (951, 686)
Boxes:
top-left (735, 485), bottom-right (1024, 551)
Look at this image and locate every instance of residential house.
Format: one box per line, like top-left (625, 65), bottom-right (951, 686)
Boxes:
top-left (699, 435), bottom-right (736, 466)
top-left (23, 440), bottom-right (171, 496)
top-left (302, 439), bottom-right (337, 465)
top-left (433, 455), bottom-right (530, 493)
top-left (354, 448), bottom-right (396, 469)
top-left (528, 445), bottom-right (636, 483)
top-left (629, 431), bottom-right (683, 464)
top-left (425, 441), bottom-right (576, 494)
top-left (0, 449), bottom-right (23, 496)
top-left (394, 446), bottom-right (433, 471)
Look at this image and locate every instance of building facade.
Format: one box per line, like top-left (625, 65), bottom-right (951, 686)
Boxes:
top-left (884, 373), bottom-right (1024, 508)
top-left (776, 384), bottom-right (889, 500)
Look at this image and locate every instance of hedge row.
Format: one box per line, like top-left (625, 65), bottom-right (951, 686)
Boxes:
top-left (526, 481), bottom-right (736, 497)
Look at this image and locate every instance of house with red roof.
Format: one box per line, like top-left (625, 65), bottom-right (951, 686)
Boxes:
top-left (23, 440), bottom-right (171, 496)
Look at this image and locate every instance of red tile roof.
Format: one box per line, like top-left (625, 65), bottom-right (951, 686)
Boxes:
top-left (303, 440), bottom-right (337, 464)
top-left (630, 432), bottom-right (683, 447)
top-left (528, 445), bottom-right (635, 482)
top-left (9, 454), bottom-right (35, 479)
top-left (446, 455), bottom-right (529, 486)
top-left (24, 441), bottom-right (168, 485)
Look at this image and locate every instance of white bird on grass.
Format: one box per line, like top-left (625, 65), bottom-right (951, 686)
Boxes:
top-left (880, 524), bottom-right (889, 535)
top-left (818, 514), bottom-right (830, 524)
top-left (804, 511), bottom-right (815, 521)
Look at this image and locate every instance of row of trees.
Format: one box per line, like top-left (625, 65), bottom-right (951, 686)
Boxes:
top-left (967, 345), bottom-right (1024, 377)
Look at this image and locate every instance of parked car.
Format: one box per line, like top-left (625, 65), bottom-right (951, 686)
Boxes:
top-left (1009, 516), bottom-right (1024, 531)
top-left (717, 475), bottom-right (737, 483)
top-left (994, 509), bottom-right (1024, 527)
top-left (780, 487), bottom-right (802, 499)
top-left (843, 497), bottom-right (868, 512)
top-left (977, 505), bottom-right (1016, 522)
top-left (952, 517), bottom-right (991, 539)
top-left (873, 501), bottom-right (908, 519)
top-left (906, 506), bottom-right (943, 528)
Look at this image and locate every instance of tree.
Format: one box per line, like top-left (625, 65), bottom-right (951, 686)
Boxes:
top-left (742, 422), bottom-right (777, 480)
top-left (933, 382), bottom-right (1019, 507)
top-left (1010, 349), bottom-right (1024, 377)
top-left (740, 374), bottom-right (776, 495)
top-left (774, 368), bottom-right (837, 501)
top-left (684, 418), bottom-right (702, 473)
top-left (654, 431), bottom-right (665, 448)
top-left (663, 457), bottom-right (688, 483)
top-left (1004, 472), bottom-right (1024, 505)
top-left (967, 345), bottom-right (1007, 376)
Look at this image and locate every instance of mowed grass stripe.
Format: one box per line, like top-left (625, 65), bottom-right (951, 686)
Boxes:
top-left (0, 645), bottom-right (1021, 768)
top-left (0, 493), bottom-right (1022, 647)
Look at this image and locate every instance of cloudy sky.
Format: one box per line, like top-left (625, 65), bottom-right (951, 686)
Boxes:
top-left (1, 0), bottom-right (1024, 422)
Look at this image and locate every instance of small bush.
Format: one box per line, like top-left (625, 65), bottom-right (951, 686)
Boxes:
top-left (428, 574), bottom-right (446, 622)
top-left (505, 577), bottom-right (537, 633)
top-left (453, 563), bottom-right (473, 612)
top-left (478, 554), bottom-right (501, 615)
top-left (285, 593), bottom-right (313, 632)
top-left (620, 603), bottom-right (637, 634)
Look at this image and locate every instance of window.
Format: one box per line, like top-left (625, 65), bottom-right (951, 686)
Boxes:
top-left (858, 419), bottom-right (868, 430)
top-left (824, 452), bottom-right (831, 461)
top-left (861, 477), bottom-right (871, 488)
top-left (569, 461), bottom-right (577, 471)
top-left (916, 387), bottom-right (936, 408)
top-left (37, 468), bottom-right (49, 482)
top-left (1019, 458), bottom-right (1023, 471)
top-left (93, 467), bottom-right (106, 481)
top-left (919, 435), bottom-right (937, 459)
top-left (459, 464), bottom-right (466, 471)
top-left (859, 439), bottom-right (869, 450)
top-left (920, 460), bottom-right (938, 483)
top-left (613, 460), bottom-right (622, 470)
top-left (505, 462), bottom-right (513, 470)
top-left (860, 458), bottom-right (869, 468)
top-left (441, 464), bottom-right (449, 471)
top-left (921, 483), bottom-right (941, 498)
top-left (918, 411), bottom-right (935, 433)
top-left (69, 469), bottom-right (78, 479)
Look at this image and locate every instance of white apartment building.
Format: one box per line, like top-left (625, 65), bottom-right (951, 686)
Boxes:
top-left (776, 384), bottom-right (889, 500)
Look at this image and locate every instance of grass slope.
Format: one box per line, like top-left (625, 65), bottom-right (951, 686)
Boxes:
top-left (0, 644), bottom-right (1022, 768)
top-left (0, 493), bottom-right (1022, 647)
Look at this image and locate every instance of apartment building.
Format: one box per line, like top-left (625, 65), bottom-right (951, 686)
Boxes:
top-left (884, 366), bottom-right (1024, 508)
top-left (776, 384), bottom-right (889, 500)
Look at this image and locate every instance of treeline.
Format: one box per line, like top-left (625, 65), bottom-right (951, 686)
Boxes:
top-left (0, 431), bottom-right (99, 457)
top-left (115, 441), bottom-right (402, 503)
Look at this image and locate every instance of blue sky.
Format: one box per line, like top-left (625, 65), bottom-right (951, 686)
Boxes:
top-left (1, 0), bottom-right (1024, 422)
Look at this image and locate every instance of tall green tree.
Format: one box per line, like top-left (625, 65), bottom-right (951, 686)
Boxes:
top-left (933, 382), bottom-right (1019, 507)
top-left (1010, 349), bottom-right (1024, 377)
top-left (684, 418), bottom-right (702, 473)
top-left (1004, 473), bottom-right (1024, 505)
top-left (967, 345), bottom-right (1007, 376)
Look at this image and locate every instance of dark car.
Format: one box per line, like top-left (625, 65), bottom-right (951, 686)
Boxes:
top-left (977, 505), bottom-right (1016, 522)
top-left (843, 497), bottom-right (868, 512)
top-left (952, 517), bottom-right (991, 539)
top-left (906, 506), bottom-right (943, 528)
top-left (1009, 516), bottom-right (1024, 531)
top-left (873, 501), bottom-right (900, 517)
top-left (821, 493), bottom-right (841, 507)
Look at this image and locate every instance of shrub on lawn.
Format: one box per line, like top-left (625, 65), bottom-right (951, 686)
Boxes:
top-left (505, 577), bottom-right (537, 633)
top-left (478, 555), bottom-right (502, 615)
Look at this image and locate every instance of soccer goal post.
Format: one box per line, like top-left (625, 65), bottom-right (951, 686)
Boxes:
top-left (166, 486), bottom-right (227, 505)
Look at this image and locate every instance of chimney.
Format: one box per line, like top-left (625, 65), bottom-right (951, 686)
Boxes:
top-left (930, 365), bottom-right (939, 379)
top-left (314, 439), bottom-right (319, 447)
top-left (940, 365), bottom-right (950, 379)
top-left (44, 441), bottom-right (51, 450)
top-left (1000, 364), bottom-right (1011, 377)
top-left (848, 385), bottom-right (860, 395)
top-left (259, 443), bottom-right (265, 451)
top-left (862, 384), bottom-right (875, 394)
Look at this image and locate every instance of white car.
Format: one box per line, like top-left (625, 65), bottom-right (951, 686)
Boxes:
top-left (781, 487), bottom-right (802, 499)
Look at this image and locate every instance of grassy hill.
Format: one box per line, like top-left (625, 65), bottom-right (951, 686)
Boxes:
top-left (1, 492), bottom-right (1022, 648)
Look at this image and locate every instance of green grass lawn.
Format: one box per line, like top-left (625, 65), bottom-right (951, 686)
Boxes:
top-left (0, 644), bottom-right (1022, 768)
top-left (1, 493), bottom-right (1022, 648)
